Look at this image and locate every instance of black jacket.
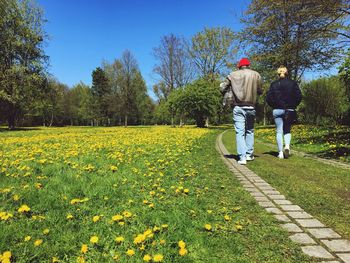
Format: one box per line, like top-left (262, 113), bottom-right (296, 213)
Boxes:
top-left (266, 78), bottom-right (302, 109)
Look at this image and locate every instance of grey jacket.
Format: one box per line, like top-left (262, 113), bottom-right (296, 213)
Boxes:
top-left (221, 68), bottom-right (263, 107)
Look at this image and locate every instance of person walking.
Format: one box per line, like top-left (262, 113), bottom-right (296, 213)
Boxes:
top-left (266, 66), bottom-right (302, 159)
top-left (220, 58), bottom-right (263, 165)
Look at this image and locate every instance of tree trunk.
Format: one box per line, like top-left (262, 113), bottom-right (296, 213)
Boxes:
top-left (7, 104), bottom-right (16, 130)
top-left (49, 112), bottom-right (54, 127)
top-left (195, 116), bottom-right (205, 128)
top-left (124, 115), bottom-right (128, 127)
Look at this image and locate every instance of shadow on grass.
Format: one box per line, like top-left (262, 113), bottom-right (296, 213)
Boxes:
top-left (224, 154), bottom-right (239, 161)
top-left (263, 151), bottom-right (278, 157)
top-left (0, 127), bottom-right (41, 133)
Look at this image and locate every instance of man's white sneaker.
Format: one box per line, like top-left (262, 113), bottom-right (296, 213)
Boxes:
top-left (278, 152), bottom-right (284, 159)
top-left (237, 159), bottom-right (247, 165)
top-left (246, 156), bottom-right (254, 161)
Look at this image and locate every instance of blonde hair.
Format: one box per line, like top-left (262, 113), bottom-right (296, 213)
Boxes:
top-left (277, 66), bottom-right (288, 78)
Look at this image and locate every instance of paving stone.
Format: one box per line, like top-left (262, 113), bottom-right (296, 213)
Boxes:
top-left (254, 196), bottom-right (270, 202)
top-left (250, 192), bottom-right (265, 197)
top-left (296, 219), bottom-right (325, 228)
top-left (262, 190), bottom-right (281, 195)
top-left (289, 233), bottom-right (316, 245)
top-left (281, 223), bottom-right (303, 233)
top-left (336, 253), bottom-right (350, 263)
top-left (265, 207), bottom-right (283, 214)
top-left (267, 194), bottom-right (285, 200)
top-left (286, 211), bottom-right (313, 219)
top-left (280, 205), bottom-right (303, 211)
top-left (274, 199), bottom-right (292, 205)
top-left (258, 186), bottom-right (275, 191)
top-left (274, 214), bottom-right (291, 222)
top-left (244, 186), bottom-right (257, 191)
top-left (246, 188), bottom-right (260, 193)
top-left (301, 246), bottom-right (334, 259)
top-left (258, 201), bottom-right (275, 208)
top-left (321, 240), bottom-right (350, 253)
top-left (250, 179), bottom-right (265, 183)
top-left (307, 228), bottom-right (341, 239)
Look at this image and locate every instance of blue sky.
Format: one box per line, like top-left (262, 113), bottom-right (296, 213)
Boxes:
top-left (37, 0), bottom-right (249, 96)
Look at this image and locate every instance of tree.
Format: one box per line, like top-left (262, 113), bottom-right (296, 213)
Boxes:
top-left (91, 67), bottom-right (111, 125)
top-left (0, 0), bottom-right (48, 129)
top-left (171, 79), bottom-right (222, 127)
top-left (189, 27), bottom-right (237, 81)
top-left (240, 0), bottom-right (346, 82)
top-left (153, 34), bottom-right (194, 100)
top-left (119, 50), bottom-right (142, 126)
top-left (301, 76), bottom-right (350, 124)
top-left (68, 82), bottom-right (93, 125)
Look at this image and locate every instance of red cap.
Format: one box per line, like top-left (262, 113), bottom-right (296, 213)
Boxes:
top-left (238, 58), bottom-right (250, 68)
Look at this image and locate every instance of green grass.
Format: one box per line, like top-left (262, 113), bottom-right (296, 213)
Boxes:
top-left (222, 129), bottom-right (350, 240)
top-left (0, 126), bottom-right (312, 262)
top-left (255, 125), bottom-right (350, 163)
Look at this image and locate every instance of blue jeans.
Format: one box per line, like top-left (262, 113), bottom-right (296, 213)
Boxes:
top-left (233, 106), bottom-right (256, 160)
top-left (273, 109), bottom-right (293, 152)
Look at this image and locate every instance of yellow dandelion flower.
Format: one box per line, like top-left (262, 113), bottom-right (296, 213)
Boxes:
top-left (143, 254), bottom-right (152, 262)
top-left (126, 249), bottom-right (135, 256)
top-left (183, 188), bottom-right (189, 194)
top-left (204, 224), bottom-right (212, 231)
top-left (52, 256), bottom-right (59, 262)
top-left (92, 215), bottom-right (100, 222)
top-left (81, 244), bottom-right (88, 254)
top-left (161, 224), bottom-right (168, 229)
top-left (13, 194), bottom-right (20, 201)
top-left (43, 228), bottom-right (50, 235)
top-left (153, 254), bottom-right (164, 262)
top-left (112, 214), bottom-right (123, 221)
top-left (153, 226), bottom-right (160, 232)
top-left (24, 235), bottom-right (31, 242)
top-left (179, 248), bottom-right (188, 256)
top-left (160, 239), bottom-right (166, 245)
top-left (178, 240), bottom-right (186, 248)
top-left (224, 215), bottom-right (231, 221)
top-left (115, 236), bottom-right (124, 244)
top-left (133, 234), bottom-right (146, 244)
top-left (90, 236), bottom-right (98, 244)
top-left (122, 211), bottom-right (132, 218)
top-left (118, 221), bottom-right (125, 226)
top-left (66, 214), bottom-right (74, 220)
top-left (110, 165), bottom-right (118, 172)
top-left (76, 255), bottom-right (85, 263)
top-left (112, 254), bottom-right (119, 261)
top-left (18, 204), bottom-right (31, 213)
top-left (34, 239), bottom-right (43, 246)
top-left (235, 224), bottom-right (243, 231)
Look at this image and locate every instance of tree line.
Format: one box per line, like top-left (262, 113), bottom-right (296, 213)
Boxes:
top-left (1, 0), bottom-right (350, 129)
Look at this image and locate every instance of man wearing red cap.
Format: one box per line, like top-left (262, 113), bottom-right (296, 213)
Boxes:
top-left (220, 58), bottom-right (263, 164)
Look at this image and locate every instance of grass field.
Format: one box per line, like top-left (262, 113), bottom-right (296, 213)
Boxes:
top-left (0, 126), bottom-right (312, 262)
top-left (255, 125), bottom-right (350, 163)
top-left (222, 128), bottom-right (350, 241)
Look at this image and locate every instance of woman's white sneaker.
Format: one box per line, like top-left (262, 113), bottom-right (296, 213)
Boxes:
top-left (278, 151), bottom-right (284, 159)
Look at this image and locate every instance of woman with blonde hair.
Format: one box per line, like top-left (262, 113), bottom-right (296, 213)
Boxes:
top-left (266, 66), bottom-right (302, 159)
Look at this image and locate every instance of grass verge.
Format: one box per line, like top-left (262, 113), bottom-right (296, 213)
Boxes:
top-left (222, 128), bottom-right (350, 240)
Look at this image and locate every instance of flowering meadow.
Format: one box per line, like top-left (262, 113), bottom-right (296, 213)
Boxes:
top-left (255, 125), bottom-right (350, 162)
top-left (0, 127), bottom-right (311, 262)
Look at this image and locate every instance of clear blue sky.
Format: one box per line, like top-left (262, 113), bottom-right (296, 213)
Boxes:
top-left (37, 0), bottom-right (249, 96)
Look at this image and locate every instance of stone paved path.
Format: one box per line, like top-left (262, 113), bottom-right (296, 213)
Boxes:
top-left (216, 131), bottom-right (350, 263)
